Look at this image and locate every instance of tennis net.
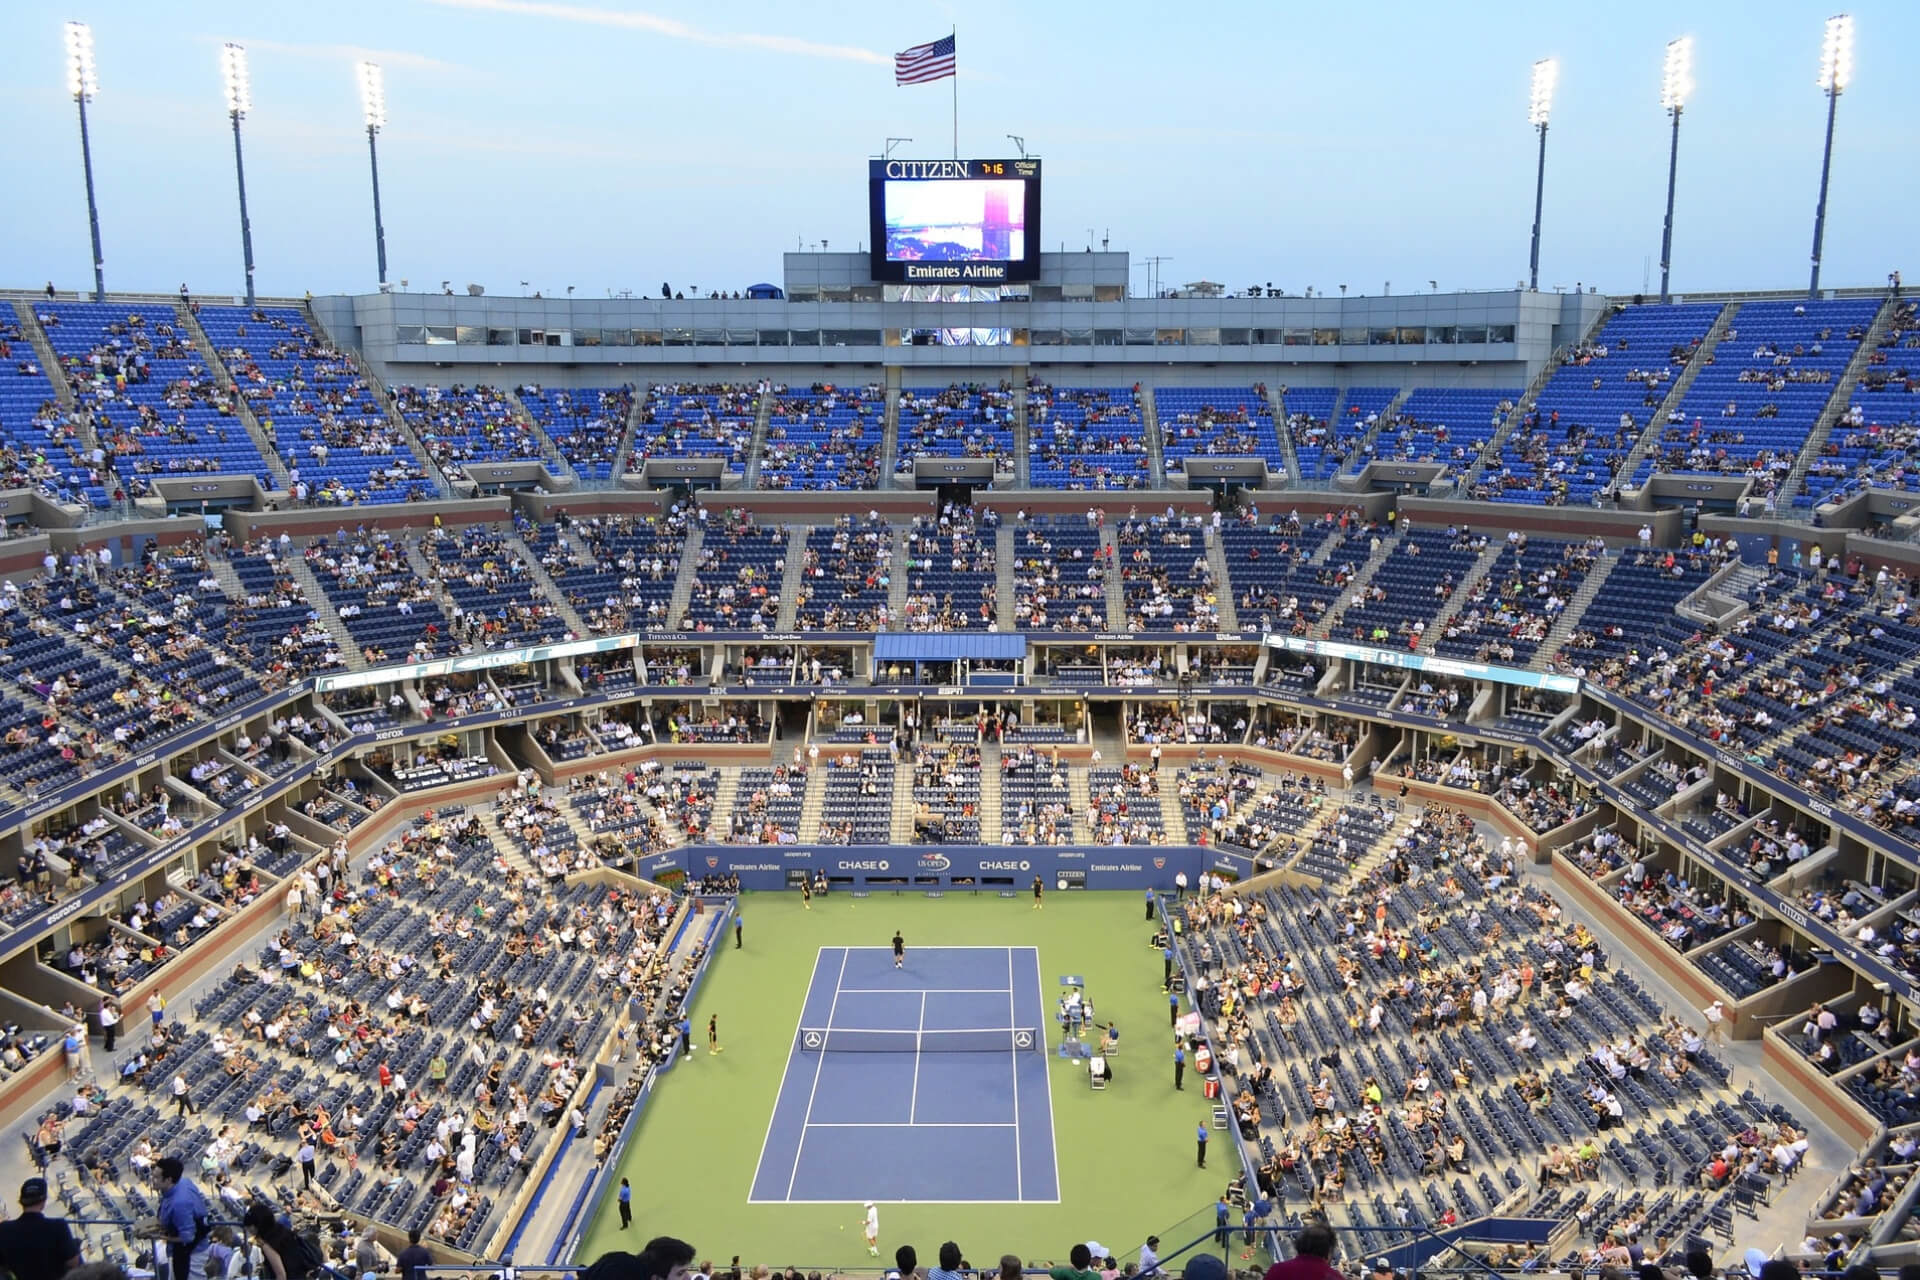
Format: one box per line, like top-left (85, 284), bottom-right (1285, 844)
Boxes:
top-left (794, 1026), bottom-right (1044, 1054)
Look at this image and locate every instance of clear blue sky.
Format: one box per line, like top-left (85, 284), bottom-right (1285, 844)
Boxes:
top-left (2, 0), bottom-right (1913, 299)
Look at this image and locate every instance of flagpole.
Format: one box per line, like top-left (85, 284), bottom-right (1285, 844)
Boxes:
top-left (951, 27), bottom-right (958, 159)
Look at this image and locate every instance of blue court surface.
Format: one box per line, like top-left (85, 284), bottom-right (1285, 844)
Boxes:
top-left (749, 945), bottom-right (1059, 1203)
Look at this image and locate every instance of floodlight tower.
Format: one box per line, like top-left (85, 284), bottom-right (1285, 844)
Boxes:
top-left (1526, 58), bottom-right (1558, 292)
top-left (221, 42), bottom-right (257, 305)
top-left (1808, 14), bottom-right (1853, 298)
top-left (1657, 37), bottom-right (1693, 304)
top-left (64, 22), bottom-right (107, 302)
top-left (358, 61), bottom-right (389, 285)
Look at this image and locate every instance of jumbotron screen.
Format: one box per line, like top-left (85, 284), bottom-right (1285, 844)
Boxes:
top-left (868, 158), bottom-right (1042, 283)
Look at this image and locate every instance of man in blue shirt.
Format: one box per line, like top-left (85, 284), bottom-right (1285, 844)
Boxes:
top-left (156, 1156), bottom-right (210, 1280)
top-left (1174, 1044), bottom-right (1186, 1091)
top-left (617, 1178), bottom-right (632, 1229)
top-left (734, 912), bottom-right (743, 950)
top-left (1163, 945), bottom-right (1175, 990)
top-left (1214, 1195), bottom-right (1230, 1245)
top-left (1196, 1121), bottom-right (1209, 1169)
top-left (1145, 888), bottom-right (1156, 921)
top-left (677, 1017), bottom-right (692, 1059)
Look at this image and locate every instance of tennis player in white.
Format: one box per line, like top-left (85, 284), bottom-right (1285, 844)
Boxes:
top-left (862, 1201), bottom-right (879, 1256)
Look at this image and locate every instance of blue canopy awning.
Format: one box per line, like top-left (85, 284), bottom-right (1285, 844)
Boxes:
top-left (872, 633), bottom-right (1027, 662)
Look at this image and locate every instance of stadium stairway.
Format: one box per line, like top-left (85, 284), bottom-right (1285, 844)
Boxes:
top-left (1012, 381), bottom-right (1032, 487)
top-left (1420, 540), bottom-right (1507, 646)
top-left (1608, 301), bottom-right (1740, 500)
top-left (995, 524), bottom-right (1018, 629)
top-left (1099, 524), bottom-right (1126, 629)
top-left (876, 385), bottom-right (901, 489)
top-left (979, 756), bottom-right (1004, 842)
top-left (889, 776), bottom-right (918, 844)
top-left (1775, 296), bottom-right (1899, 509)
top-left (1205, 530), bottom-right (1240, 632)
top-left (516, 541), bottom-right (593, 638)
top-left (775, 527), bottom-right (811, 629)
top-left (284, 556), bottom-right (371, 671)
top-left (1337, 388), bottom-right (1415, 478)
top-left (304, 304), bottom-right (457, 497)
top-left (1141, 385), bottom-right (1167, 487)
top-left (665, 525), bottom-right (705, 629)
top-left (797, 765), bottom-right (826, 842)
top-left (742, 386), bottom-right (776, 488)
top-left (1266, 385), bottom-right (1304, 485)
top-left (10, 302), bottom-right (79, 418)
top-left (1066, 765), bottom-right (1094, 839)
top-left (1532, 553), bottom-right (1619, 670)
top-left (711, 771), bottom-right (742, 840)
top-left (1457, 321), bottom-right (1599, 494)
top-left (500, 386), bottom-right (575, 482)
top-left (607, 385), bottom-right (652, 484)
top-left (1309, 531), bottom-right (1400, 640)
top-left (887, 524), bottom-right (911, 623)
top-left (178, 305), bottom-right (291, 490)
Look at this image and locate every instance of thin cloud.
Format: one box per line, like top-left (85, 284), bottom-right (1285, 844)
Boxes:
top-left (420, 0), bottom-right (890, 66)
top-left (209, 36), bottom-right (464, 74)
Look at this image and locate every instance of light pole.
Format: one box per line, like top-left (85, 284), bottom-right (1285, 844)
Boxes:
top-left (1526, 58), bottom-right (1557, 292)
top-left (1658, 36), bottom-right (1693, 304)
top-left (358, 61), bottom-right (389, 285)
top-left (64, 22), bottom-right (106, 302)
top-left (1808, 13), bottom-right (1853, 299)
top-left (221, 42), bottom-right (257, 306)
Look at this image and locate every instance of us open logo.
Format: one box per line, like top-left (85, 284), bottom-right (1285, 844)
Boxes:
top-left (1153, 857), bottom-right (1166, 869)
top-left (918, 853), bottom-right (953, 871)
top-left (705, 856), bottom-right (719, 868)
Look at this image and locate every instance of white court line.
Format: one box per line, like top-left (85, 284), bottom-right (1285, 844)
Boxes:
top-left (784, 946), bottom-right (851, 1201)
top-left (837, 945), bottom-right (1020, 950)
top-left (1008, 946), bottom-right (1022, 1202)
top-left (748, 945), bottom-right (830, 1195)
top-left (908, 991), bottom-right (926, 1124)
top-left (1027, 944), bottom-right (1061, 1202)
top-left (837, 987), bottom-right (1014, 994)
top-left (802, 1121), bottom-right (1017, 1128)
top-left (749, 1196), bottom-right (1063, 1206)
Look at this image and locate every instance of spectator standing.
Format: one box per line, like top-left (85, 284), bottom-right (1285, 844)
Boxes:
top-left (172, 1072), bottom-right (196, 1116)
top-left (98, 997), bottom-right (119, 1053)
top-left (0, 1178), bottom-right (81, 1280)
top-left (1261, 1225), bottom-right (1342, 1280)
top-left (156, 1157), bottom-right (211, 1280)
top-left (396, 1229), bottom-right (434, 1280)
top-left (1704, 1000), bottom-right (1729, 1044)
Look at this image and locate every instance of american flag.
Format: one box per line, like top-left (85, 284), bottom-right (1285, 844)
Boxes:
top-left (895, 35), bottom-right (956, 85)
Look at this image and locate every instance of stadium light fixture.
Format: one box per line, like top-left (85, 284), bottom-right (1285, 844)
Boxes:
top-left (220, 42), bottom-right (257, 305)
top-left (1657, 36), bottom-right (1693, 304)
top-left (1526, 58), bottom-right (1557, 291)
top-left (64, 21), bottom-right (107, 302)
top-left (1808, 14), bottom-right (1853, 297)
top-left (358, 61), bottom-right (390, 285)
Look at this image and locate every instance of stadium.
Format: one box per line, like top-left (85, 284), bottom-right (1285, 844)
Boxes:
top-left (0, 6), bottom-right (1916, 1280)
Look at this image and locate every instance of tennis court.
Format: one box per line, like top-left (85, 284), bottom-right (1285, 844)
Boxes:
top-left (749, 944), bottom-right (1059, 1203)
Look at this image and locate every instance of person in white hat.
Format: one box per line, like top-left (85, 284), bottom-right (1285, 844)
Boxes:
top-left (1704, 999), bottom-right (1729, 1044)
top-left (862, 1202), bottom-right (879, 1257)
